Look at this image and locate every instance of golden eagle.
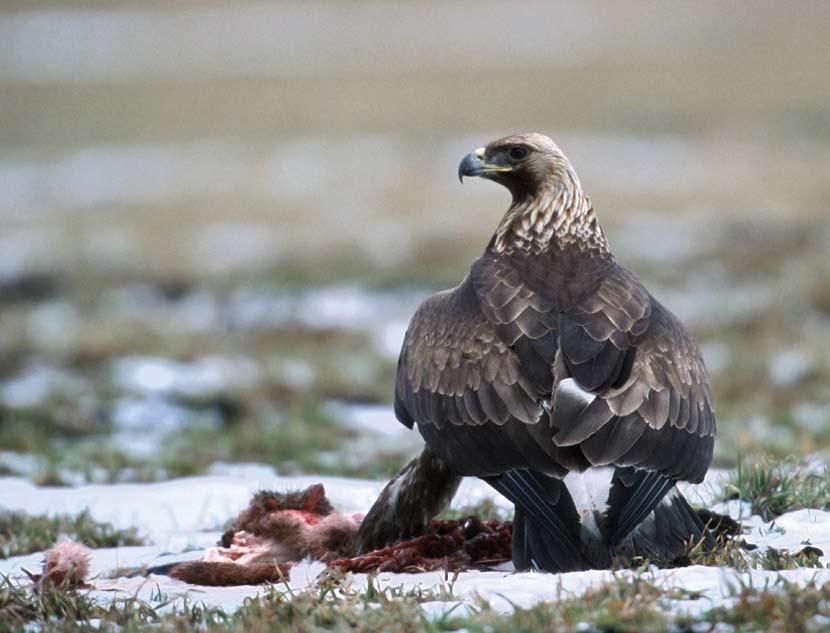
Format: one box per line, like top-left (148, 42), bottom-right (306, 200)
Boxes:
top-left (357, 133), bottom-right (716, 571)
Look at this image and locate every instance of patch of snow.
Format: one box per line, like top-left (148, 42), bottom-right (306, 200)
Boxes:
top-left (0, 229), bottom-right (64, 278)
top-left (792, 402), bottom-right (830, 433)
top-left (678, 467), bottom-right (729, 507)
top-left (321, 401), bottom-right (425, 467)
top-left (293, 286), bottom-right (417, 331)
top-left (111, 396), bottom-right (195, 432)
top-left (769, 349), bottom-right (811, 386)
top-left (268, 358), bottom-right (316, 390)
top-left (193, 224), bottom-right (281, 274)
top-left (206, 462), bottom-right (279, 480)
top-left (612, 209), bottom-right (715, 264)
top-left (0, 474), bottom-right (380, 545)
top-left (4, 545), bottom-right (830, 622)
top-left (110, 396), bottom-right (221, 459)
top-left (752, 509), bottom-right (830, 561)
top-left (112, 355), bottom-right (260, 398)
top-left (699, 341), bottom-right (729, 375)
top-left (0, 361), bottom-right (90, 408)
top-left (101, 284), bottom-right (221, 333)
top-left (288, 559), bottom-right (328, 587)
top-left (709, 499), bottom-right (755, 522)
top-left (419, 600), bottom-right (477, 619)
top-left (0, 141), bottom-right (250, 210)
top-left (656, 276), bottom-right (774, 331)
top-left (744, 414), bottom-right (798, 450)
top-left (226, 285), bottom-right (423, 336)
top-left (373, 319), bottom-right (409, 359)
top-left (26, 300), bottom-right (82, 350)
top-left (454, 478), bottom-right (513, 514)
top-left (0, 450), bottom-right (45, 478)
top-left (14, 283), bottom-right (427, 362)
top-left (325, 401), bottom-right (410, 440)
top-left (804, 454), bottom-right (830, 473)
top-left (0, 472), bottom-right (512, 546)
top-left (225, 288), bottom-right (294, 329)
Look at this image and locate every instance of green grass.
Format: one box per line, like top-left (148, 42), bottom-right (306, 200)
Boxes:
top-left (720, 459), bottom-right (830, 521)
top-left (0, 406), bottom-right (108, 460)
top-left (3, 569), bottom-right (829, 633)
top-left (155, 401), bottom-right (360, 478)
top-left (705, 578), bottom-right (830, 633)
top-left (0, 511), bottom-right (143, 559)
top-left (687, 535), bottom-right (826, 572)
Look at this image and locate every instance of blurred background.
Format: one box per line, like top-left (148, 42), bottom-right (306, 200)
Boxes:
top-left (1, 1), bottom-right (829, 486)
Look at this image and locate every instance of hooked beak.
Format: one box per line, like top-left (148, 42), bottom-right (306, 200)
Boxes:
top-left (457, 148), bottom-right (512, 183)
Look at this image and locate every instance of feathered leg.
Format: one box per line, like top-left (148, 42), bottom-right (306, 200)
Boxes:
top-left (356, 446), bottom-right (462, 554)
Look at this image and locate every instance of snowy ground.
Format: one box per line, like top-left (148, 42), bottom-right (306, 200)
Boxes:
top-left (2, 466), bottom-right (829, 620)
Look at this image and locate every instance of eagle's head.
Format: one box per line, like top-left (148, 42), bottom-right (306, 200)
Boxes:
top-left (458, 132), bottom-right (580, 201)
top-left (459, 133), bottom-right (605, 254)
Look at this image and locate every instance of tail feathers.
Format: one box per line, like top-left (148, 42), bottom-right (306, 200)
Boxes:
top-left (604, 468), bottom-right (677, 545)
top-left (511, 508), bottom-right (532, 571)
top-left (168, 561), bottom-right (291, 586)
top-left (522, 515), bottom-right (590, 572)
top-left (494, 468), bottom-right (713, 572)
top-left (617, 487), bottom-right (713, 564)
top-left (487, 469), bottom-right (590, 572)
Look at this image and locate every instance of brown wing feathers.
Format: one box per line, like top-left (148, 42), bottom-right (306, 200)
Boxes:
top-left (552, 286), bottom-right (715, 483)
top-left (557, 270), bottom-right (649, 390)
top-left (396, 279), bottom-right (545, 432)
top-left (395, 262), bottom-right (715, 483)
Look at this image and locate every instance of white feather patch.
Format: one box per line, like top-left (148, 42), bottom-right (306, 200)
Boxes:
top-left (557, 378), bottom-right (595, 408)
top-left (563, 467), bottom-right (614, 537)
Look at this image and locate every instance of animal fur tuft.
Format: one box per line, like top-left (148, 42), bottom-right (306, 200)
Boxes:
top-left (37, 540), bottom-right (91, 588)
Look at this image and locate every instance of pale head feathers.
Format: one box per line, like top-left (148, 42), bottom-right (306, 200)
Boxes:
top-left (481, 133), bottom-right (609, 255)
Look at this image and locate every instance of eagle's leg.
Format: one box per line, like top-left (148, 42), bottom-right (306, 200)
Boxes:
top-left (356, 445), bottom-right (462, 554)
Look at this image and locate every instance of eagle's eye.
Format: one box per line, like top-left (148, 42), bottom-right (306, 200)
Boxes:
top-left (508, 146), bottom-right (529, 161)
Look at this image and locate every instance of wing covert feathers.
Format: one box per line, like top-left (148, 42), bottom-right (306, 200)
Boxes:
top-left (550, 270), bottom-right (715, 483)
top-left (394, 277), bottom-right (545, 432)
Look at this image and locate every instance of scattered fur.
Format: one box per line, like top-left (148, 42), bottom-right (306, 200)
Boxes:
top-left (25, 540), bottom-right (91, 589)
